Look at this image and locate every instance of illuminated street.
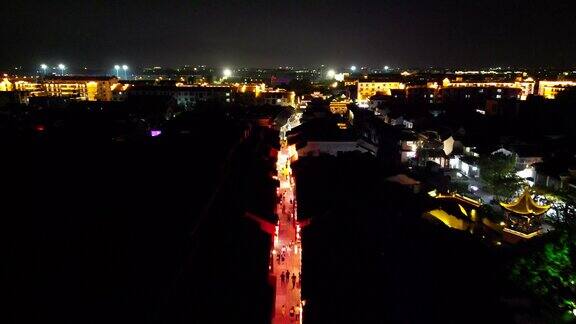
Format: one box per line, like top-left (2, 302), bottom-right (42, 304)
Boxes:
top-left (272, 139), bottom-right (303, 324)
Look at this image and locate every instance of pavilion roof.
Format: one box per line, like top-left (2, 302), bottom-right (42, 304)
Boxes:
top-left (500, 188), bottom-right (550, 216)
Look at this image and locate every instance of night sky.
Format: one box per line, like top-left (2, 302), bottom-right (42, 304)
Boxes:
top-left (4, 0), bottom-right (576, 69)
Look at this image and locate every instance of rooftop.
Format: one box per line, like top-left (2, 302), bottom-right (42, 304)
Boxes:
top-left (500, 188), bottom-right (551, 216)
top-left (288, 118), bottom-right (356, 143)
top-left (44, 75), bottom-right (118, 82)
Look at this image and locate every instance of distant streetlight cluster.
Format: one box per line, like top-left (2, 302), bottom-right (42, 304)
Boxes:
top-left (58, 64), bottom-right (66, 76)
top-left (114, 64), bottom-right (130, 79)
top-left (39, 63), bottom-right (66, 76)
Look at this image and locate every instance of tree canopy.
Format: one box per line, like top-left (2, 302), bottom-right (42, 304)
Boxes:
top-left (479, 152), bottom-right (524, 199)
top-left (510, 229), bottom-right (576, 319)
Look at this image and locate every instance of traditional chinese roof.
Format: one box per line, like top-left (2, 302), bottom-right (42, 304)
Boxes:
top-left (500, 188), bottom-right (550, 216)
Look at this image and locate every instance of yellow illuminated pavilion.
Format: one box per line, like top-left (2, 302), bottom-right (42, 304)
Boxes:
top-left (500, 188), bottom-right (550, 238)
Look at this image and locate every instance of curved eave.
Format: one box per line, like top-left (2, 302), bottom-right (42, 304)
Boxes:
top-left (500, 189), bottom-right (551, 216)
top-left (499, 201), bottom-right (550, 216)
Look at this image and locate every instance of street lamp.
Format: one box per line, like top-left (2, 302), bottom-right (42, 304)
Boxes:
top-left (58, 64), bottom-right (66, 76)
top-left (350, 65), bottom-right (357, 72)
top-left (114, 65), bottom-right (120, 78)
top-left (40, 64), bottom-right (48, 75)
top-left (327, 69), bottom-right (336, 79)
top-left (122, 65), bottom-right (128, 80)
top-left (223, 68), bottom-right (232, 79)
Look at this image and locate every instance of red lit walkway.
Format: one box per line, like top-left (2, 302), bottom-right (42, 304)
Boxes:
top-left (272, 144), bottom-right (303, 324)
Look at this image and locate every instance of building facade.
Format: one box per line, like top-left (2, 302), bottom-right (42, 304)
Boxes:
top-left (128, 85), bottom-right (233, 108)
top-left (43, 76), bottom-right (118, 101)
top-left (357, 81), bottom-right (405, 101)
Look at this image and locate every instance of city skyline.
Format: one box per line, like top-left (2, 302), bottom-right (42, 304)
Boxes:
top-left (4, 0), bottom-right (576, 69)
top-left (5, 63), bottom-right (576, 76)
top-left (4, 1), bottom-right (576, 323)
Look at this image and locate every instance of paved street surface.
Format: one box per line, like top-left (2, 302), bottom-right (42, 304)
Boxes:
top-left (272, 144), bottom-right (303, 324)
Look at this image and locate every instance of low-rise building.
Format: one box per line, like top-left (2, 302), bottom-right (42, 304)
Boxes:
top-left (441, 76), bottom-right (535, 100)
top-left (287, 118), bottom-right (367, 157)
top-left (328, 100), bottom-right (349, 115)
top-left (537, 80), bottom-right (576, 99)
top-left (357, 80), bottom-right (405, 102)
top-left (43, 76), bottom-right (118, 101)
top-left (258, 89), bottom-right (296, 107)
top-left (128, 85), bottom-right (233, 108)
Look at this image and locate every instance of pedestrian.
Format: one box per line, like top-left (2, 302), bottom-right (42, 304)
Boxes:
top-left (280, 271), bottom-right (285, 284)
top-left (298, 272), bottom-right (302, 287)
top-left (295, 305), bottom-right (301, 321)
top-left (281, 255), bottom-right (285, 263)
top-left (285, 270), bottom-right (290, 281)
top-left (289, 306), bottom-right (295, 319)
top-left (281, 304), bottom-right (286, 317)
top-left (291, 273), bottom-right (296, 289)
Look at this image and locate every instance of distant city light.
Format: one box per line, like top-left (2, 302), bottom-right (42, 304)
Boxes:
top-left (114, 65), bottom-right (120, 77)
top-left (223, 68), bottom-right (232, 78)
top-left (350, 65), bottom-right (357, 72)
top-left (40, 64), bottom-right (48, 74)
top-left (384, 65), bottom-right (390, 71)
top-left (150, 130), bottom-right (162, 137)
top-left (327, 69), bottom-right (336, 79)
top-left (58, 64), bottom-right (66, 76)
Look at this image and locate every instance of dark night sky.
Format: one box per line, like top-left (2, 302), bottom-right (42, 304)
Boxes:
top-left (3, 0), bottom-right (576, 69)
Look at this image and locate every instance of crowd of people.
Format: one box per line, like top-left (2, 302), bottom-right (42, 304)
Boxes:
top-left (274, 145), bottom-right (303, 323)
top-left (279, 270), bottom-right (301, 289)
top-left (280, 304), bottom-right (302, 322)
